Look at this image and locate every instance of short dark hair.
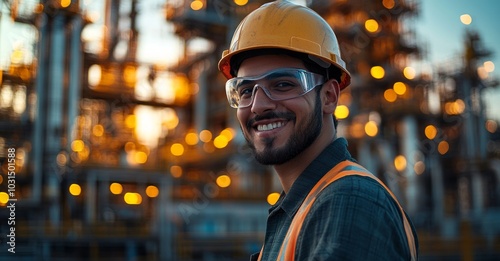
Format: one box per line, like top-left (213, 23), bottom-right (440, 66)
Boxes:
top-left (230, 48), bottom-right (340, 129)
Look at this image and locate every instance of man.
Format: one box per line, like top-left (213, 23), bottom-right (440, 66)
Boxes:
top-left (218, 1), bottom-right (418, 260)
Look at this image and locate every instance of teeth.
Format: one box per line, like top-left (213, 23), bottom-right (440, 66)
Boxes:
top-left (257, 122), bottom-right (284, 131)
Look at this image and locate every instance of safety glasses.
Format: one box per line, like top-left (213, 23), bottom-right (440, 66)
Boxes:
top-left (225, 68), bottom-right (325, 108)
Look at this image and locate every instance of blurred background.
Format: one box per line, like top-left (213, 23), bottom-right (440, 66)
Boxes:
top-left (0, 0), bottom-right (499, 260)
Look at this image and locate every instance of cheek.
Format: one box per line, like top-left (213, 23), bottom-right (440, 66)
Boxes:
top-left (286, 97), bottom-right (316, 117)
top-left (236, 109), bottom-right (248, 127)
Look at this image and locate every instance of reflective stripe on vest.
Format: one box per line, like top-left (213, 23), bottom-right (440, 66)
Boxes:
top-left (257, 160), bottom-right (417, 261)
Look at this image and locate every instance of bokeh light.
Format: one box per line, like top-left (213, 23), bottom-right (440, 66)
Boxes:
top-left (124, 192), bottom-right (142, 205)
top-left (365, 19), bottom-right (379, 33)
top-left (110, 183), bottom-right (123, 195)
top-left (425, 125), bottom-right (438, 140)
top-left (69, 184), bottom-right (82, 196)
top-left (216, 175), bottom-right (231, 188)
top-left (364, 121), bottom-right (378, 137)
top-left (393, 82), bottom-right (407, 95)
top-left (190, 0), bottom-right (204, 10)
top-left (460, 14), bottom-right (472, 25)
top-left (438, 141), bottom-right (450, 155)
top-left (394, 155), bottom-right (407, 172)
top-left (370, 66), bottom-right (385, 79)
top-left (334, 105), bottom-right (350, 119)
top-left (171, 143), bottom-right (185, 156)
top-left (403, 67), bottom-right (416, 79)
top-left (199, 130), bottom-right (213, 143)
top-left (146, 185), bottom-right (159, 198)
top-left (384, 89), bottom-right (397, 102)
top-left (267, 192), bottom-right (281, 205)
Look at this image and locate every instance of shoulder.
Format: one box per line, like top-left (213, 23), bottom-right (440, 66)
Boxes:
top-left (318, 174), bottom-right (397, 206)
top-left (306, 175), bottom-right (403, 225)
top-left (295, 175), bottom-right (411, 259)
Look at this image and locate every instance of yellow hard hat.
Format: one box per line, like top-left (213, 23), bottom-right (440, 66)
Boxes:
top-left (218, 0), bottom-right (351, 90)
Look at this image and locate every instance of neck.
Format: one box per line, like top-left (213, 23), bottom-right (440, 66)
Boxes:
top-left (274, 118), bottom-right (336, 193)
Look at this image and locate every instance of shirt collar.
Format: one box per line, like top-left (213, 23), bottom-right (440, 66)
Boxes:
top-left (276, 137), bottom-right (353, 218)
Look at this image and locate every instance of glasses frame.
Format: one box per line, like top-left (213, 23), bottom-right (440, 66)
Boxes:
top-left (225, 68), bottom-right (325, 108)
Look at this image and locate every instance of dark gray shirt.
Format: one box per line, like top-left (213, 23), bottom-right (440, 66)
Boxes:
top-left (251, 138), bottom-right (418, 260)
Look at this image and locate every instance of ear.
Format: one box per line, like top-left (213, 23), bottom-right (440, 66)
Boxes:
top-left (322, 79), bottom-right (340, 114)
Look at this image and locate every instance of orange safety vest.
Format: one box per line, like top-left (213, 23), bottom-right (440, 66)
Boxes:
top-left (257, 160), bottom-right (417, 261)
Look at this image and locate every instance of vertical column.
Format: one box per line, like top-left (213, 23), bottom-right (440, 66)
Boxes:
top-left (471, 167), bottom-right (484, 217)
top-left (400, 116), bottom-right (418, 215)
top-left (47, 13), bottom-right (66, 226)
top-left (429, 155), bottom-right (444, 228)
top-left (194, 63), bottom-right (208, 133)
top-left (159, 176), bottom-right (173, 260)
top-left (460, 77), bottom-right (484, 217)
top-left (460, 77), bottom-right (476, 159)
top-left (31, 13), bottom-right (49, 204)
top-left (46, 14), bottom-right (65, 154)
top-left (67, 16), bottom-right (82, 149)
top-left (86, 173), bottom-right (96, 223)
top-left (477, 87), bottom-right (488, 160)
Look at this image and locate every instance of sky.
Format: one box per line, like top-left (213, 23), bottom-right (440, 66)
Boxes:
top-left (414, 0), bottom-right (500, 120)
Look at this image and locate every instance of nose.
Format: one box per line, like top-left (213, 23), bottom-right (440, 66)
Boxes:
top-left (250, 86), bottom-right (276, 114)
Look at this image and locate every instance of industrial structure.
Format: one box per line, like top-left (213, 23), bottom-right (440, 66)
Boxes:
top-left (0, 0), bottom-right (499, 260)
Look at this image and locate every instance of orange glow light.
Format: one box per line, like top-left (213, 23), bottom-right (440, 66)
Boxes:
top-left (69, 184), bottom-right (81, 196)
top-left (234, 0), bottom-right (248, 6)
top-left (334, 105), bottom-right (350, 119)
top-left (124, 192), bottom-right (142, 205)
top-left (134, 151), bottom-right (148, 164)
top-left (71, 140), bottom-right (85, 152)
top-left (486, 120), bottom-right (498, 133)
top-left (216, 175), bottom-right (231, 188)
top-left (171, 143), bottom-right (185, 156)
top-left (382, 0), bottom-right (395, 9)
top-left (384, 89), bottom-right (397, 102)
top-left (214, 135), bottom-right (229, 149)
top-left (424, 125), bottom-right (438, 140)
top-left (190, 0), bottom-right (204, 10)
top-left (393, 82), bottom-right (407, 95)
top-left (220, 128), bottom-right (235, 141)
top-left (0, 192), bottom-right (9, 206)
top-left (185, 132), bottom-right (199, 145)
top-left (365, 19), bottom-right (379, 33)
top-left (364, 121), bottom-right (378, 137)
top-left (146, 185), bottom-right (159, 198)
top-left (110, 183), bottom-right (123, 195)
top-left (438, 141), bottom-right (449, 155)
top-left (92, 124), bottom-right (104, 137)
top-left (267, 192), bottom-right (281, 205)
top-left (60, 0), bottom-right (71, 8)
top-left (394, 155), bottom-right (407, 172)
top-left (199, 130), bottom-right (212, 143)
top-left (370, 66), bottom-right (385, 79)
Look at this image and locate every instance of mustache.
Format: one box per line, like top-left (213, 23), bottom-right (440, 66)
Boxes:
top-left (246, 111), bottom-right (296, 129)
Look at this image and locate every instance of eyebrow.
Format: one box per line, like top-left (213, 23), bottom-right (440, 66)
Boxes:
top-left (235, 70), bottom-right (300, 89)
top-left (239, 70), bottom-right (296, 82)
top-left (267, 71), bottom-right (296, 79)
top-left (236, 79), bottom-right (254, 88)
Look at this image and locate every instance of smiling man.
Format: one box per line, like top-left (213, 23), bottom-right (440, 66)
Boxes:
top-left (218, 1), bottom-right (418, 260)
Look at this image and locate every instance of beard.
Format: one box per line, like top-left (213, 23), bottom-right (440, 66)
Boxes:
top-left (242, 94), bottom-right (323, 165)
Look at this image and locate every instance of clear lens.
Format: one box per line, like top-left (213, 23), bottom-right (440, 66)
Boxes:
top-left (225, 68), bottom-right (325, 108)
